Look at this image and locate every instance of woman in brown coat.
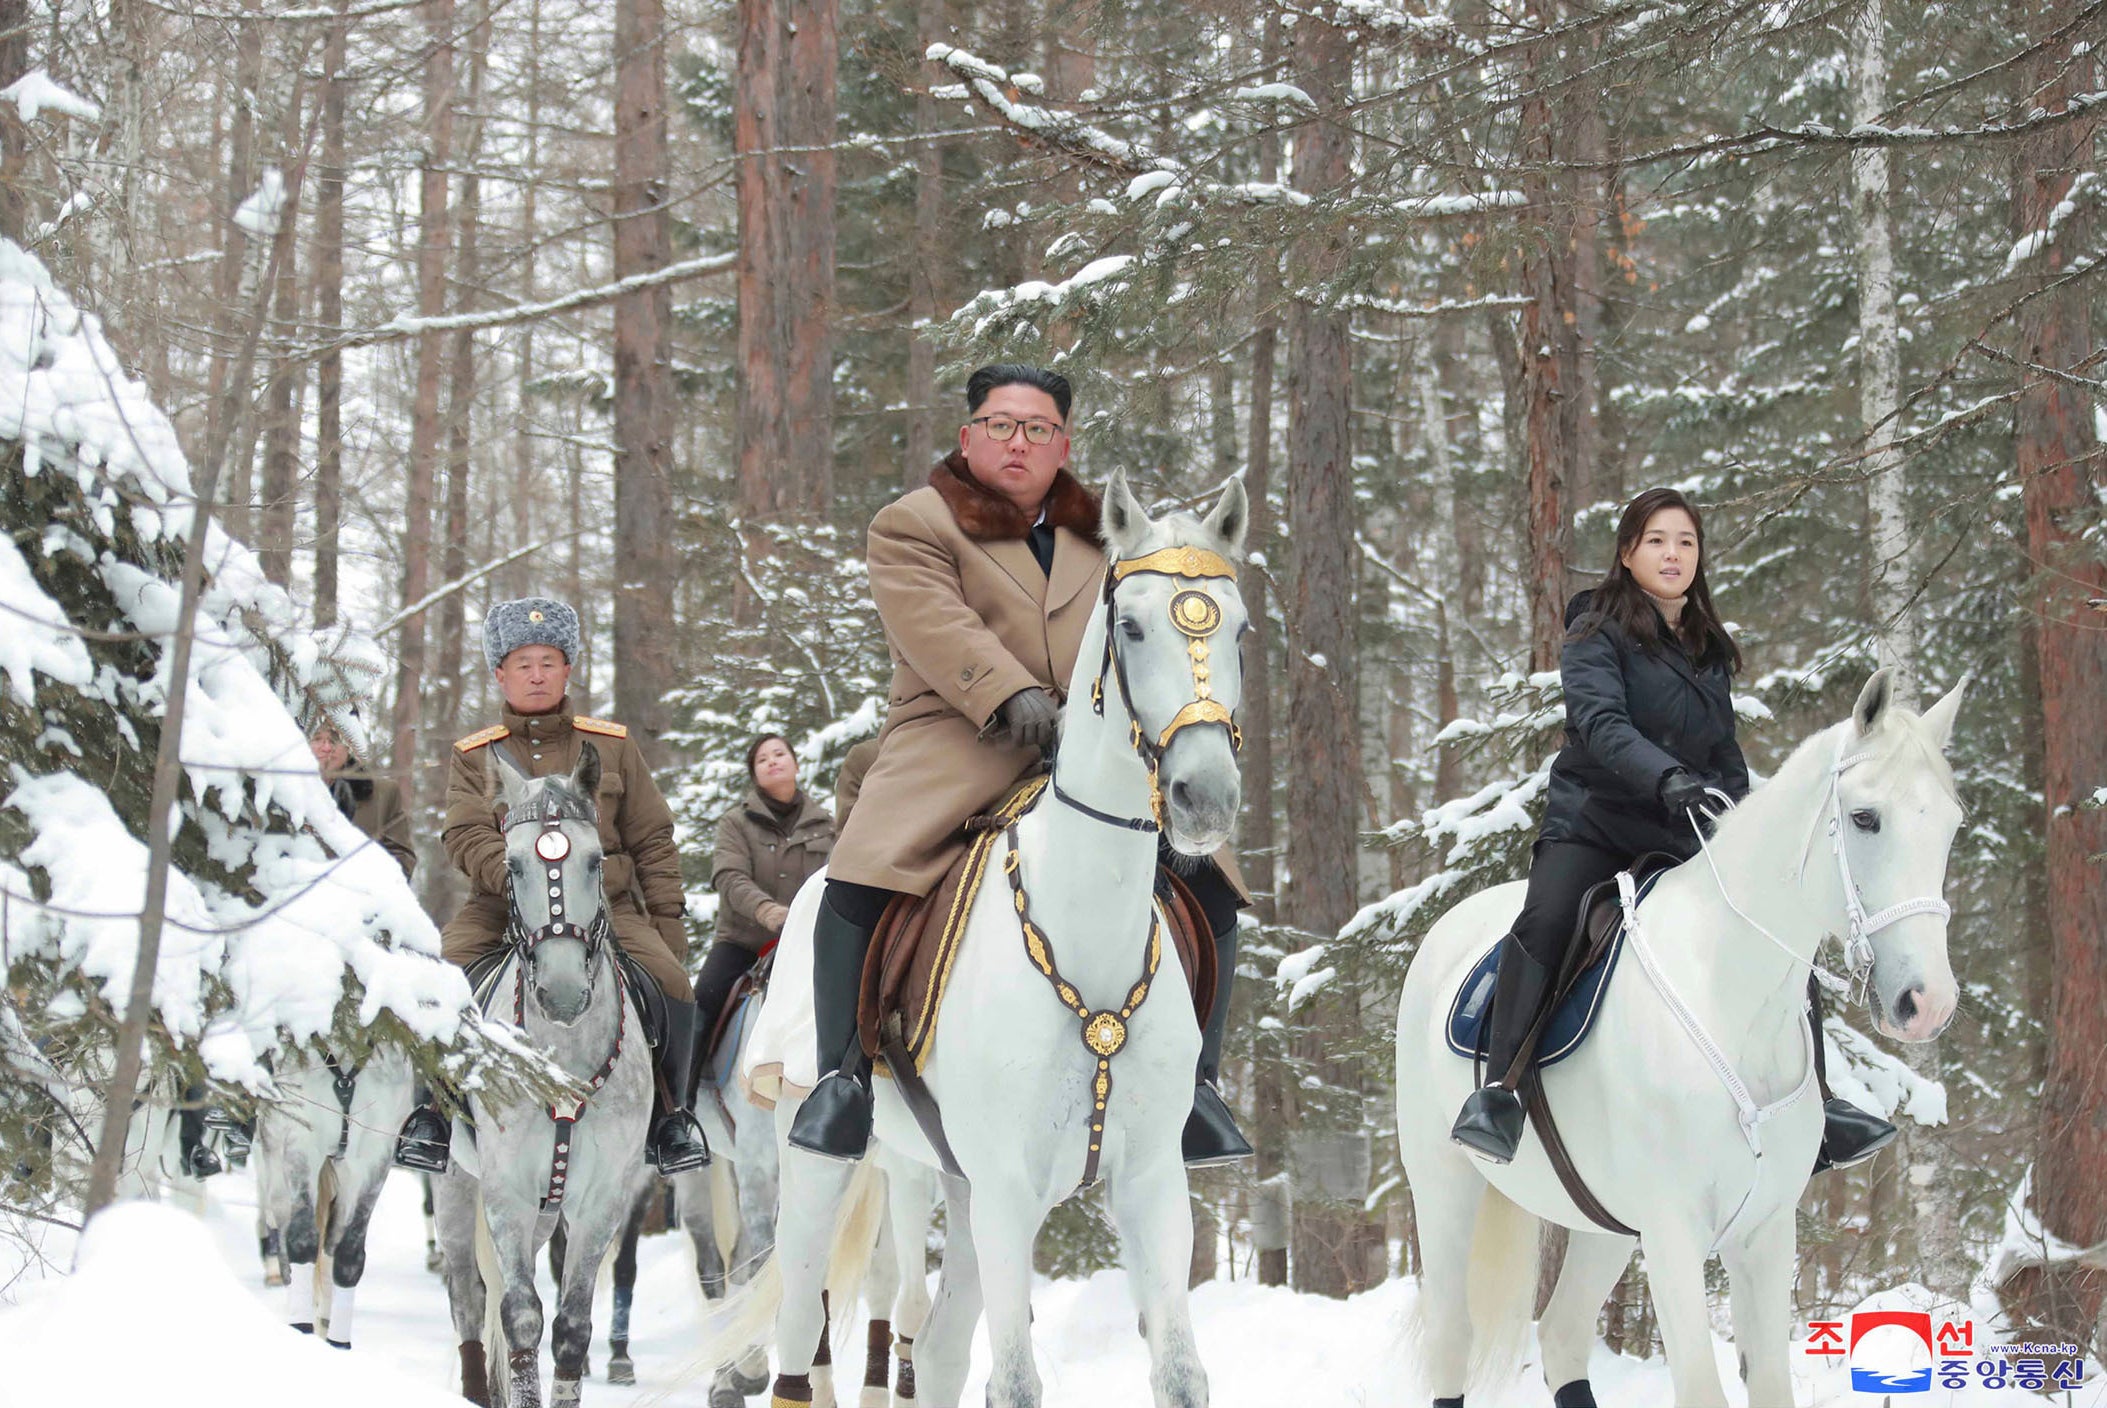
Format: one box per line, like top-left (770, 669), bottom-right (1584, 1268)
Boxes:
top-left (702, 735), bottom-right (835, 1030)
top-left (791, 364), bottom-right (1251, 1168)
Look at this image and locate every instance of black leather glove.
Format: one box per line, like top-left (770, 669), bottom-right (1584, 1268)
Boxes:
top-left (990, 687), bottom-right (1061, 753)
top-left (1658, 769), bottom-right (1711, 825)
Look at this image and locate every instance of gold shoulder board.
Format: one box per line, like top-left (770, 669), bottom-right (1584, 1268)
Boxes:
top-left (454, 724), bottom-right (511, 753)
top-left (574, 716), bottom-right (629, 739)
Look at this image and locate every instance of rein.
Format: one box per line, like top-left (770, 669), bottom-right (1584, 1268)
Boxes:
top-left (1617, 731), bottom-right (1953, 1246)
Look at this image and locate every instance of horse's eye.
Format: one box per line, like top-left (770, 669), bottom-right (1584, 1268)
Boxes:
top-left (508, 857), bottom-right (525, 875)
top-left (1120, 618), bottom-right (1145, 641)
top-left (1851, 808), bottom-right (1880, 833)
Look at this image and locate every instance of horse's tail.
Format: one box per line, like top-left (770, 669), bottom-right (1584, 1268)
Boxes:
top-left (314, 1158), bottom-right (340, 1326)
top-left (695, 1156), bottom-right (884, 1370)
top-left (1464, 1184), bottom-right (1539, 1390)
top-left (824, 1156), bottom-right (885, 1317)
top-left (710, 1159), bottom-right (741, 1266)
top-left (474, 1189), bottom-right (506, 1393)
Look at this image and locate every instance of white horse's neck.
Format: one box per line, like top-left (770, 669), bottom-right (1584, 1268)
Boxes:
top-left (1647, 723), bottom-right (1853, 1026)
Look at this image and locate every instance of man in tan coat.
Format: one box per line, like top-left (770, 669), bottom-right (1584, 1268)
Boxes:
top-left (791, 364), bottom-right (1252, 1167)
top-left (393, 596), bottom-right (710, 1175)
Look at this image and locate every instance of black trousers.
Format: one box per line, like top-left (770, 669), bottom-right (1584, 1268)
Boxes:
top-left (693, 940), bottom-right (759, 1026)
top-left (1511, 839), bottom-right (1631, 970)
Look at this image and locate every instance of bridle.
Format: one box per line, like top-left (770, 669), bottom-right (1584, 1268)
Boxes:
top-left (501, 787), bottom-right (615, 1008)
top-left (499, 782), bottom-right (628, 1212)
top-left (1059, 544), bottom-right (1242, 832)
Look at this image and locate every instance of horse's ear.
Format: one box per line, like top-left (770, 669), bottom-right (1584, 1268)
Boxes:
top-left (573, 741), bottom-right (602, 799)
top-left (1920, 674), bottom-right (1968, 752)
top-left (1101, 468), bottom-right (1150, 556)
top-left (1853, 667), bottom-right (1895, 737)
top-left (1202, 476), bottom-right (1249, 559)
top-left (491, 744), bottom-right (531, 811)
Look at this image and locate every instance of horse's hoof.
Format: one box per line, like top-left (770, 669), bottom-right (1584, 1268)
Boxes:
top-left (730, 1366), bottom-right (771, 1396)
top-left (552, 1376), bottom-right (582, 1408)
top-left (608, 1351), bottom-right (635, 1386)
top-left (291, 1321), bottom-right (315, 1335)
top-left (326, 1339), bottom-right (351, 1351)
top-left (708, 1379), bottom-right (744, 1408)
top-left (1553, 1381), bottom-right (1599, 1408)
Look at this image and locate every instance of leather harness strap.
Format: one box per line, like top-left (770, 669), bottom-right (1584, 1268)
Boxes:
top-left (321, 1053), bottom-right (363, 1160)
top-left (515, 957), bottom-right (627, 1212)
top-left (1522, 1071), bottom-right (1639, 1237)
top-left (1003, 821), bottom-right (1163, 1192)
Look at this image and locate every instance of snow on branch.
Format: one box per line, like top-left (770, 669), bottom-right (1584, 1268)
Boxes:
top-left (1, 72), bottom-right (101, 124)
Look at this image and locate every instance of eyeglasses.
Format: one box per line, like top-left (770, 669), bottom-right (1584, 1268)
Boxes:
top-left (968, 415), bottom-right (1065, 446)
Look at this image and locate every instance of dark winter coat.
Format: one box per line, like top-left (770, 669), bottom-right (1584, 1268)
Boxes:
top-left (328, 764), bottom-right (417, 879)
top-left (1540, 590), bottom-right (1751, 860)
top-left (711, 788), bottom-right (835, 952)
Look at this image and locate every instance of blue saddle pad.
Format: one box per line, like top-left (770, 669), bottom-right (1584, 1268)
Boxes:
top-left (702, 987), bottom-right (759, 1090)
top-left (1444, 868), bottom-right (1665, 1068)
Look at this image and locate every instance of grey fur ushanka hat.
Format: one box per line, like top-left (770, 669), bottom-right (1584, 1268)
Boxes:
top-left (483, 597), bottom-right (581, 671)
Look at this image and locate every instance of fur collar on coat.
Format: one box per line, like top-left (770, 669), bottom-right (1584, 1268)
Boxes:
top-left (930, 451), bottom-right (1102, 546)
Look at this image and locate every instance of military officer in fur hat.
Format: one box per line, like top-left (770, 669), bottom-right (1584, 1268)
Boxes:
top-left (393, 596), bottom-right (711, 1174)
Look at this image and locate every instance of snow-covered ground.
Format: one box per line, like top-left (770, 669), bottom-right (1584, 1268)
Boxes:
top-left (2, 1170), bottom-right (2099, 1406)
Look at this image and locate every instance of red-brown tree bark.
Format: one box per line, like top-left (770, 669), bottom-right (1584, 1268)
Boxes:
top-left (1999, 0), bottom-right (2107, 1348)
top-left (612, 0), bottom-right (677, 763)
top-left (312, 0), bottom-right (349, 627)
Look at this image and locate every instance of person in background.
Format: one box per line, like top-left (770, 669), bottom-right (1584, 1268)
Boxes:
top-left (701, 735), bottom-right (836, 1033)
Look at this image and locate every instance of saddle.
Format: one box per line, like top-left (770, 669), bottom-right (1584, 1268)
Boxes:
top-left (702, 953), bottom-right (770, 1088)
top-left (1445, 853), bottom-right (1677, 1069)
top-left (856, 775), bottom-right (1217, 1077)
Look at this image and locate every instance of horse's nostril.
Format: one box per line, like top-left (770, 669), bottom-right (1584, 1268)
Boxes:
top-left (1897, 986), bottom-right (1921, 1025)
top-left (1170, 779), bottom-right (1193, 811)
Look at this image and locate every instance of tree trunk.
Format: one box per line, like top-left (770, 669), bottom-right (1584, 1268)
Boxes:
top-left (312, 0), bottom-right (349, 627)
top-left (0, 0), bottom-right (27, 240)
top-left (1417, 338), bottom-right (1463, 802)
top-left (612, 0), bottom-right (677, 764)
top-left (201, 0), bottom-right (263, 532)
top-left (735, 0), bottom-right (789, 522)
top-left (390, 0), bottom-right (456, 805)
top-left (1282, 5), bottom-right (1369, 1299)
top-left (1514, 0), bottom-right (1586, 671)
top-left (508, 0), bottom-right (543, 601)
top-left (1999, 0), bottom-right (2107, 1349)
top-left (434, 2), bottom-right (488, 740)
top-left (784, 0), bottom-right (837, 513)
top-left (904, 0), bottom-right (945, 489)
top-left (257, 61), bottom-right (312, 588)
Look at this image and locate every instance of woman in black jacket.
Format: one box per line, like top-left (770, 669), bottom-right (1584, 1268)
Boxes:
top-left (1449, 487), bottom-right (1897, 1171)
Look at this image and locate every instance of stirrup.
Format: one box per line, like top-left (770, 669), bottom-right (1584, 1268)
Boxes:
top-left (647, 1113), bottom-right (712, 1173)
top-left (1815, 1097), bottom-right (1897, 1173)
top-left (788, 1069), bottom-right (873, 1162)
top-left (1450, 1085), bottom-right (1526, 1165)
top-left (393, 1109), bottom-right (451, 1174)
top-left (181, 1142), bottom-right (225, 1179)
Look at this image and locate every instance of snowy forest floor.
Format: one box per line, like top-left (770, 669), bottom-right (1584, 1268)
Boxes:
top-left (2, 1165), bottom-right (2099, 1407)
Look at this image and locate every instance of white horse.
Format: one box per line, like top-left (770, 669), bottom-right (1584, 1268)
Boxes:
top-left (1395, 669), bottom-right (1965, 1408)
top-left (252, 1048), bottom-right (415, 1345)
top-left (728, 472), bottom-right (1250, 1408)
top-left (431, 747), bottom-right (655, 1408)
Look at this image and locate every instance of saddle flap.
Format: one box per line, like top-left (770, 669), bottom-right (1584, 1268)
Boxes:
top-left (614, 950), bottom-right (667, 1050)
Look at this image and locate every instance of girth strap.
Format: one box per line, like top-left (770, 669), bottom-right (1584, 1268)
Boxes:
top-left (322, 1053), bottom-right (363, 1160)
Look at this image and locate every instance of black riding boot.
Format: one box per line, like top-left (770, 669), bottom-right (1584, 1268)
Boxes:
top-left (1450, 937), bottom-right (1557, 1164)
top-left (646, 999), bottom-right (712, 1173)
top-left (178, 1088), bottom-right (223, 1179)
top-left (788, 890), bottom-right (880, 1162)
top-left (394, 1083), bottom-right (452, 1174)
top-left (1808, 977), bottom-right (1897, 1173)
top-left (1183, 921), bottom-right (1252, 1167)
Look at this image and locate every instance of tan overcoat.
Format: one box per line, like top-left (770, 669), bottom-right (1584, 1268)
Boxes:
top-left (438, 695), bottom-right (692, 1000)
top-left (331, 764), bottom-right (416, 878)
top-left (831, 455), bottom-right (1247, 903)
top-left (832, 738), bottom-right (881, 830)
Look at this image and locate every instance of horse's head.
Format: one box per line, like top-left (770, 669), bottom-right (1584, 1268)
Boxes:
top-left (1098, 470), bottom-right (1250, 856)
top-left (494, 744), bottom-right (611, 1026)
top-left (1821, 669), bottom-right (1967, 1042)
